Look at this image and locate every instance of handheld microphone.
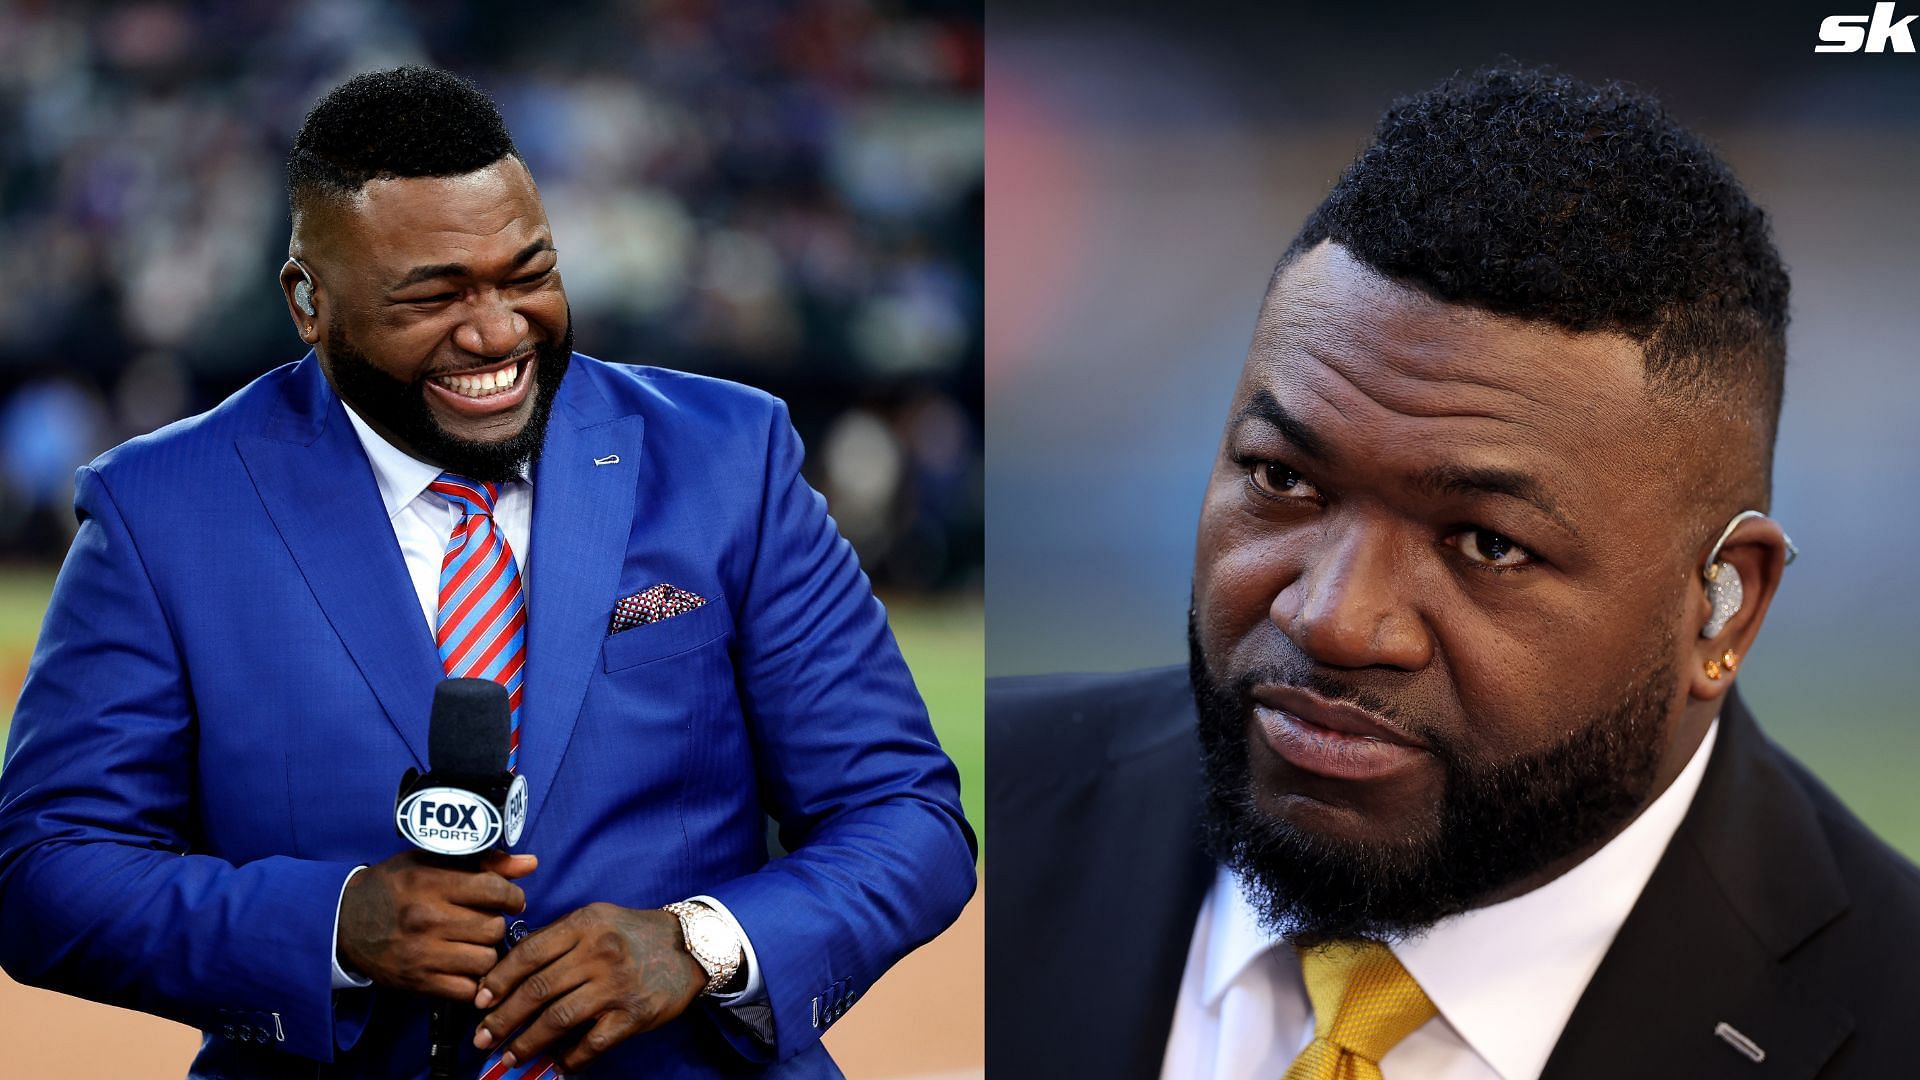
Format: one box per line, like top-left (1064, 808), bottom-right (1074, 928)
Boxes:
top-left (395, 679), bottom-right (528, 1080)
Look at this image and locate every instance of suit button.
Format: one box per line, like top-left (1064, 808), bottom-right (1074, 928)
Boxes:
top-left (220, 1025), bottom-right (235, 1039)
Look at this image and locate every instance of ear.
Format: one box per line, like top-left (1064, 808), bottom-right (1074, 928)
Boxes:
top-left (1689, 514), bottom-right (1792, 702)
top-left (279, 257), bottom-right (320, 345)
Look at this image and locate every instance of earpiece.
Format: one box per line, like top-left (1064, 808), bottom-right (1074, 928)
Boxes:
top-left (289, 257), bottom-right (317, 316)
top-left (1701, 561), bottom-right (1744, 639)
top-left (1698, 509), bottom-right (1798, 640)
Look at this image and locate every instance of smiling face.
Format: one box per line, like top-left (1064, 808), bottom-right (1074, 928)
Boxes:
top-left (1192, 241), bottom-right (1732, 941)
top-left (287, 155), bottom-right (572, 480)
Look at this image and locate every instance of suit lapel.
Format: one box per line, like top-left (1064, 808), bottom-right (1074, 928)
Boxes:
top-left (1100, 765), bottom-right (1212, 1080)
top-left (1064, 683), bottom-right (1214, 1080)
top-left (237, 356), bottom-right (443, 767)
top-left (1542, 690), bottom-right (1853, 1079)
top-left (519, 361), bottom-right (640, 835)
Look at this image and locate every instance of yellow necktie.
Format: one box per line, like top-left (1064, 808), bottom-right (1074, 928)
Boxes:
top-left (1282, 941), bottom-right (1437, 1080)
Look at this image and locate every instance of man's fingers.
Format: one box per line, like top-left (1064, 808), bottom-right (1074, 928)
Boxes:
top-left (475, 948), bottom-right (590, 1053)
top-left (481, 852), bottom-right (540, 879)
top-left (498, 983), bottom-right (608, 1067)
top-left (422, 973), bottom-right (482, 1002)
top-left (393, 897), bottom-right (507, 953)
top-left (559, 1007), bottom-right (643, 1073)
top-left (444, 871), bottom-right (527, 914)
top-left (476, 921), bottom-right (570, 1007)
top-left (436, 942), bottom-right (503, 979)
top-left (443, 912), bottom-right (510, 947)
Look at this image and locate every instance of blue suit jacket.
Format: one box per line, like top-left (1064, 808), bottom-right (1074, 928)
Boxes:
top-left (0, 354), bottom-right (976, 1077)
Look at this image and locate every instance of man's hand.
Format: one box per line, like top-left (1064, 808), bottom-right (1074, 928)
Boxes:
top-left (337, 851), bottom-right (538, 1000)
top-left (471, 903), bottom-right (705, 1072)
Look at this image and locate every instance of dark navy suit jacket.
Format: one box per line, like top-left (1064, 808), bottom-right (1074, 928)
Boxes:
top-left (988, 667), bottom-right (1920, 1079)
top-left (0, 354), bottom-right (976, 1077)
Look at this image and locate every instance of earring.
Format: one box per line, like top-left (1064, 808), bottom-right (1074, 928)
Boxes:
top-left (1705, 650), bottom-right (1739, 681)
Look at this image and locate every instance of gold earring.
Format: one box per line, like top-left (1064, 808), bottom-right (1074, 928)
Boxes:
top-left (1721, 650), bottom-right (1738, 673)
top-left (1704, 658), bottom-right (1722, 680)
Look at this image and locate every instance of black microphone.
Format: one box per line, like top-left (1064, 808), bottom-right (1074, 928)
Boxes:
top-left (394, 679), bottom-right (527, 1080)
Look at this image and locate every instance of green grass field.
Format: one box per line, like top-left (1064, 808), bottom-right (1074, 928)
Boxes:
top-left (883, 594), bottom-right (986, 853)
top-left (0, 569), bottom-right (53, 738)
top-left (0, 570), bottom-right (985, 853)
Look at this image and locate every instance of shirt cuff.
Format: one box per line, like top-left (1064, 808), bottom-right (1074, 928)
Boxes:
top-left (331, 866), bottom-right (374, 990)
top-left (688, 893), bottom-right (764, 1006)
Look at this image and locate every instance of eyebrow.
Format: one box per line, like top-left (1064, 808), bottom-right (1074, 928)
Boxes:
top-left (1234, 386), bottom-right (1581, 539)
top-left (389, 237), bottom-right (554, 291)
top-left (1414, 463), bottom-right (1581, 539)
top-left (1233, 387), bottom-right (1327, 460)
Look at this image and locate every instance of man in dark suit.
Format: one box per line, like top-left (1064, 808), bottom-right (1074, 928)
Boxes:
top-left (988, 65), bottom-right (1920, 1079)
top-left (0, 67), bottom-right (974, 1078)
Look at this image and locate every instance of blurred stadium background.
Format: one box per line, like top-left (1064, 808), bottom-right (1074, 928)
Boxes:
top-left (0, 0), bottom-right (981, 1076)
top-left (988, 0), bottom-right (1920, 855)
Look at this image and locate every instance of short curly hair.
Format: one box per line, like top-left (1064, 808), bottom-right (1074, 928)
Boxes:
top-left (1282, 64), bottom-right (1788, 487)
top-left (288, 66), bottom-right (518, 214)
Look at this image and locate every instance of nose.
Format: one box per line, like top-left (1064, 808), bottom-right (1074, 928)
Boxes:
top-left (451, 290), bottom-right (530, 358)
top-left (1271, 518), bottom-right (1431, 671)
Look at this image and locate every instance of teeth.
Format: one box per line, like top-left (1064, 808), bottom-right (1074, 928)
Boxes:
top-left (433, 364), bottom-right (520, 398)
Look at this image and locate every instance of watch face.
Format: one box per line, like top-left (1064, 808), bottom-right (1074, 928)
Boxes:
top-left (689, 915), bottom-right (732, 958)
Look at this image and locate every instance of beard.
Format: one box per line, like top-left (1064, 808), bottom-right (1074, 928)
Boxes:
top-left (1191, 608), bottom-right (1676, 947)
top-left (323, 315), bottom-right (574, 484)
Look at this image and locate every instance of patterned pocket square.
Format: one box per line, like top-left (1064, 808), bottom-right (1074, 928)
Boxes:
top-left (609, 584), bottom-right (709, 634)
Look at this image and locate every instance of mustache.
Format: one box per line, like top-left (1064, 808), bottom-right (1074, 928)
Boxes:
top-left (424, 351), bottom-right (533, 378)
top-left (1233, 667), bottom-right (1409, 730)
top-left (416, 340), bottom-right (561, 382)
top-left (1233, 664), bottom-right (1468, 767)
top-left (1190, 610), bottom-right (1457, 761)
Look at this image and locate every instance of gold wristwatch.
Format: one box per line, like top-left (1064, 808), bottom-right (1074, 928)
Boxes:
top-left (662, 900), bottom-right (744, 995)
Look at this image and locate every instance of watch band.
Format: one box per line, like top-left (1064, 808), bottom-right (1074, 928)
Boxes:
top-left (663, 900), bottom-right (743, 996)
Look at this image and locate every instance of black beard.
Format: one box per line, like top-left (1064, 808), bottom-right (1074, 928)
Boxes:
top-left (322, 316), bottom-right (574, 485)
top-left (1190, 609), bottom-right (1674, 947)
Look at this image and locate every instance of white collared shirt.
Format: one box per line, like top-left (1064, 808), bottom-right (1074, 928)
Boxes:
top-left (327, 403), bottom-right (764, 1006)
top-left (1159, 719), bottom-right (1721, 1080)
top-left (342, 404), bottom-right (533, 634)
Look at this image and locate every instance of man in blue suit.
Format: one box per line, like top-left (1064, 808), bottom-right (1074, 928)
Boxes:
top-left (0, 66), bottom-right (975, 1078)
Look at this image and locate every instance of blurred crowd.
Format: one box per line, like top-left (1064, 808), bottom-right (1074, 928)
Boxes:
top-left (0, 0), bottom-right (982, 591)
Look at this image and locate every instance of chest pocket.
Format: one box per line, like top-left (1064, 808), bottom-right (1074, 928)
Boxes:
top-left (602, 596), bottom-right (733, 672)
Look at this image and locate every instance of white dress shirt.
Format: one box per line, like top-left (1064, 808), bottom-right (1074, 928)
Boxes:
top-left (1160, 718), bottom-right (1721, 1080)
top-left (329, 404), bottom-right (764, 1007)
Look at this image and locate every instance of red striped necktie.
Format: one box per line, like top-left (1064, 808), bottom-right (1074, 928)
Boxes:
top-left (430, 474), bottom-right (555, 1078)
top-left (428, 474), bottom-right (527, 772)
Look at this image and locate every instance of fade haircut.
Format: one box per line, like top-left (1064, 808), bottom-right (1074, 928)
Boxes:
top-left (1281, 64), bottom-right (1789, 497)
top-left (287, 66), bottom-right (518, 217)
